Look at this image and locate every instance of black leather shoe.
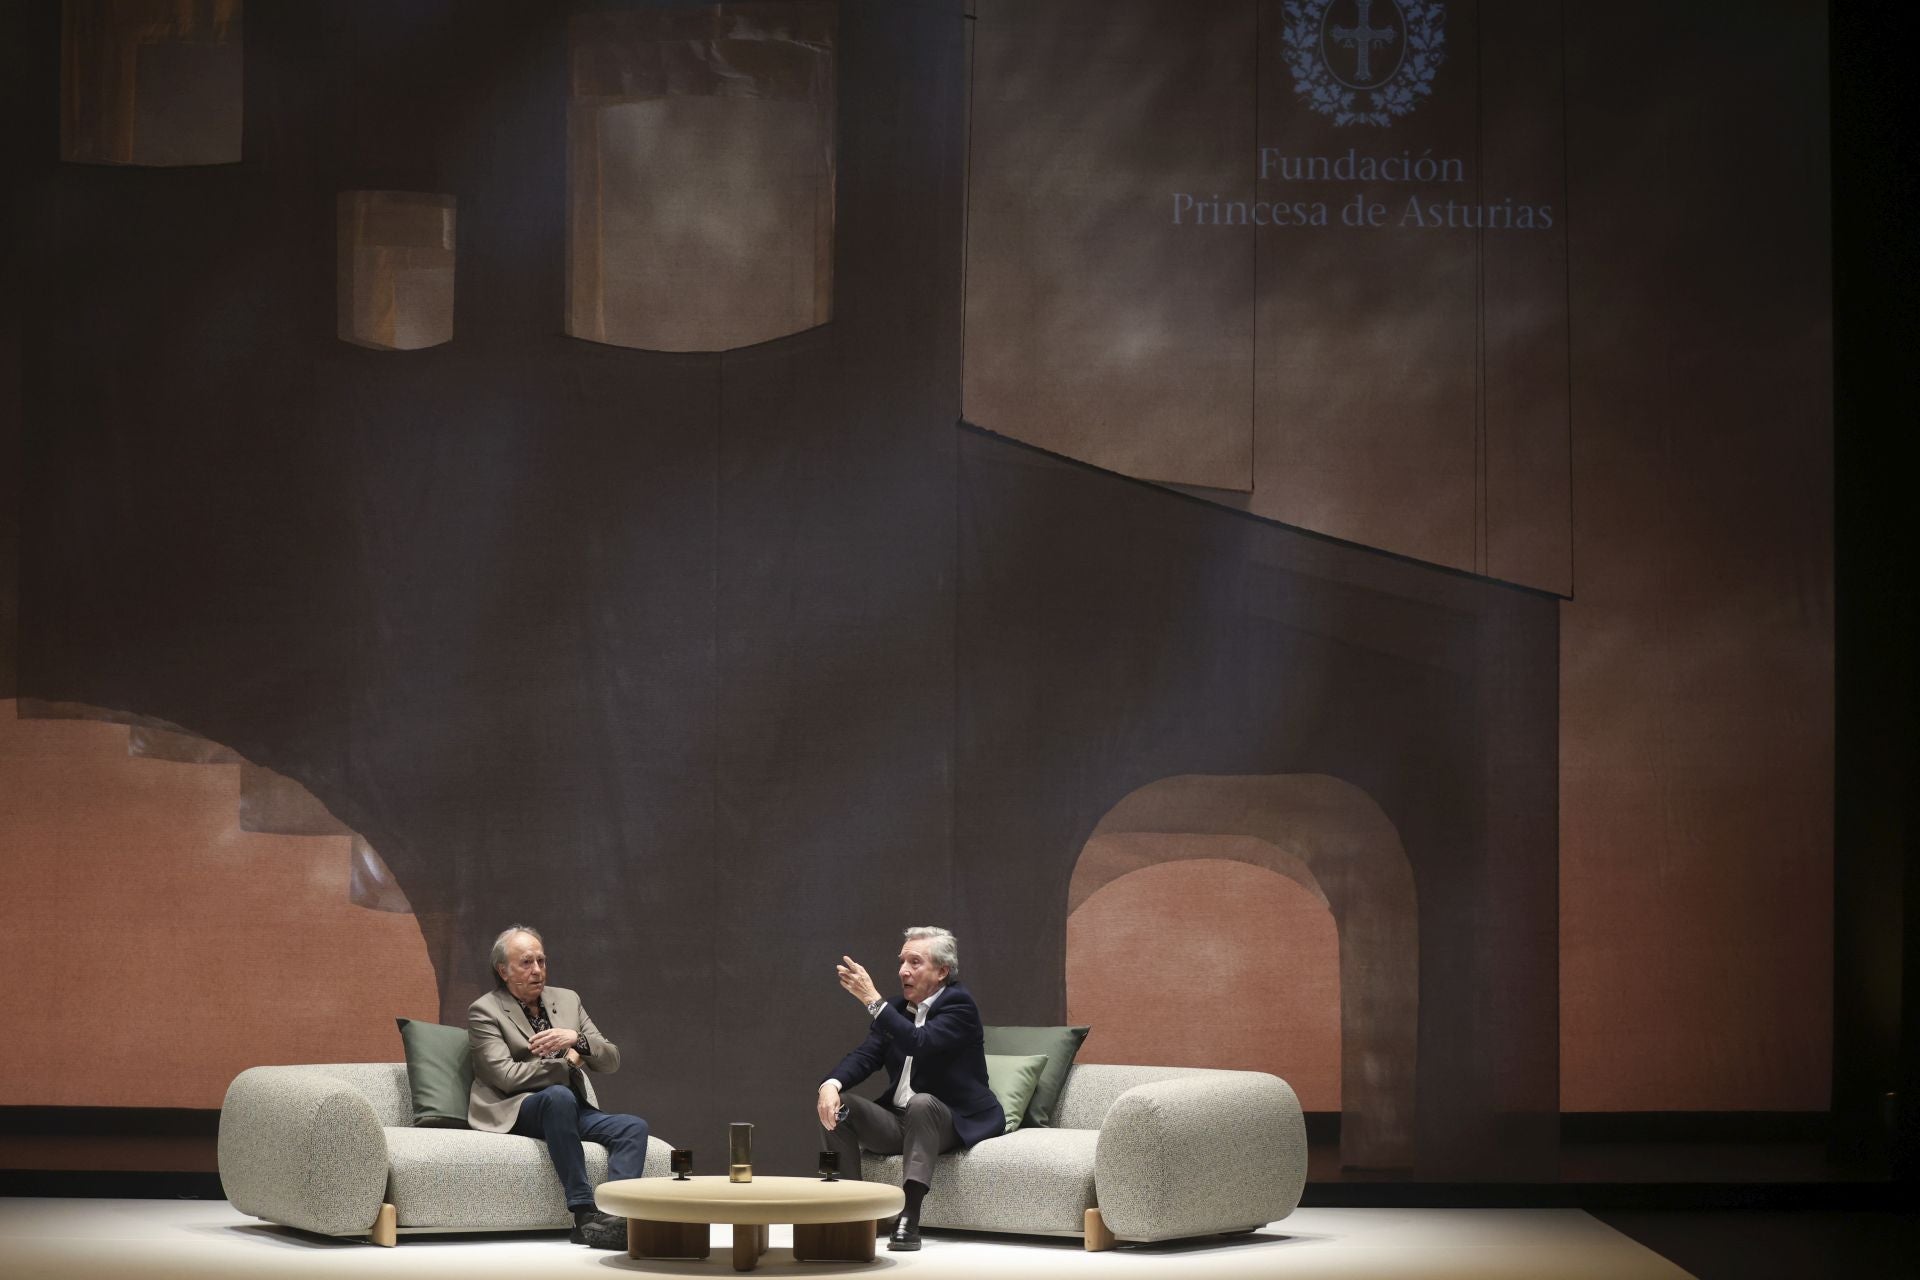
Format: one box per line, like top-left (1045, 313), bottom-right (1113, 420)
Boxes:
top-left (888, 1215), bottom-right (922, 1252)
top-left (571, 1209), bottom-right (625, 1249)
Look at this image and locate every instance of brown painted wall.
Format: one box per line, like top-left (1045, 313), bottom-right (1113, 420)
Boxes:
top-left (1557, 1), bottom-right (1833, 1111)
top-left (0, 702), bottom-right (438, 1107)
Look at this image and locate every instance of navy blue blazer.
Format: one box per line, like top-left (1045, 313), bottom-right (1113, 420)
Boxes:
top-left (824, 982), bottom-right (1006, 1148)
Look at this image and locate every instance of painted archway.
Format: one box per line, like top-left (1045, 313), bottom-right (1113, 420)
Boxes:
top-left (1, 698), bottom-right (439, 1107)
top-left (1068, 855), bottom-right (1343, 1107)
top-left (1068, 773), bottom-right (1418, 1168)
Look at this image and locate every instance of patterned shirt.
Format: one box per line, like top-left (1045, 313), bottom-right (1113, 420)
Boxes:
top-left (518, 997), bottom-right (589, 1060)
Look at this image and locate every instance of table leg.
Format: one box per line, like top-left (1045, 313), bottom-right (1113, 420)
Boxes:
top-left (731, 1221), bottom-right (767, 1272)
top-left (629, 1218), bottom-right (711, 1260)
top-left (794, 1219), bottom-right (877, 1263)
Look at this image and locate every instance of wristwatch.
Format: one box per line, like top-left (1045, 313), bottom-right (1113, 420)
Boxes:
top-left (865, 996), bottom-right (886, 1017)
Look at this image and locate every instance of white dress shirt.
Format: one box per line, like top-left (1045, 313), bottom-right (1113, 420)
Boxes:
top-left (892, 985), bottom-right (943, 1107)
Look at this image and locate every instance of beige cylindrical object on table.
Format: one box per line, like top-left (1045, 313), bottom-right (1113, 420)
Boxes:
top-left (729, 1122), bottom-right (753, 1183)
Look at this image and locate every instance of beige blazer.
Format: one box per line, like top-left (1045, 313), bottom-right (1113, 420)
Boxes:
top-left (466, 984), bottom-right (622, 1133)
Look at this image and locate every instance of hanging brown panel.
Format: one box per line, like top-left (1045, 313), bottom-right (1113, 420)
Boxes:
top-left (566, 4), bottom-right (836, 354)
top-left (1476, 0), bottom-right (1572, 592)
top-left (1247, 0), bottom-right (1570, 591)
top-left (962, 0), bottom-right (1256, 491)
top-left (61, 0), bottom-right (242, 167)
top-left (336, 191), bottom-right (457, 352)
top-left (961, 0), bottom-right (1570, 593)
top-left (1249, 0), bottom-right (1479, 576)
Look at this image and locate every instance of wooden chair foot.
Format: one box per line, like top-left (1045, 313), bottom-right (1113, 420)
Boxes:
top-left (1083, 1206), bottom-right (1115, 1252)
top-left (369, 1202), bottom-right (397, 1248)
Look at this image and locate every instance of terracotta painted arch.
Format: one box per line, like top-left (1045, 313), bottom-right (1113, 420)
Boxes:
top-left (0, 699), bottom-right (439, 1108)
top-left (1068, 854), bottom-right (1344, 1108)
top-left (1067, 773), bottom-right (1418, 1169)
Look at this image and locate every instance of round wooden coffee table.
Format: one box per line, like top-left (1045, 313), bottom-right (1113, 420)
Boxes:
top-left (596, 1175), bottom-right (905, 1272)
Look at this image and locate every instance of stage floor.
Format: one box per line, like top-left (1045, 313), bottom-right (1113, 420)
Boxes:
top-left (0, 1198), bottom-right (1692, 1279)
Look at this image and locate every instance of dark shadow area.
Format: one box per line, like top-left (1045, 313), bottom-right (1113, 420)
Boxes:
top-left (0, 1170), bottom-right (224, 1199)
top-left (215, 1223), bottom-right (378, 1250)
top-left (1830, 0), bottom-right (1920, 1202)
top-left (1097, 1230), bottom-right (1302, 1255)
top-left (208, 1222), bottom-right (573, 1250)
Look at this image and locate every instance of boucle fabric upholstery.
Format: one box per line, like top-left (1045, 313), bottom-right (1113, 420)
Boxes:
top-left (271, 1061), bottom-right (601, 1126)
top-left (855, 1062), bottom-right (1306, 1244)
top-left (863, 1127), bottom-right (1100, 1234)
top-left (218, 1067), bottom-right (390, 1238)
top-left (386, 1125), bottom-right (671, 1228)
top-left (1053, 1062), bottom-right (1218, 1130)
top-left (1092, 1070), bottom-right (1306, 1240)
top-left (219, 1062), bottom-right (660, 1239)
top-left (302, 1063), bottom-right (416, 1126)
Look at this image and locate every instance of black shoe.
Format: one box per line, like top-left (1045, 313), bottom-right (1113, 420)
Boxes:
top-left (571, 1209), bottom-right (625, 1249)
top-left (888, 1215), bottom-right (922, 1252)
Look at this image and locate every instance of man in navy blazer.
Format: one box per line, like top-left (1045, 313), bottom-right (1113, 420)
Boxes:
top-left (817, 926), bottom-right (1005, 1251)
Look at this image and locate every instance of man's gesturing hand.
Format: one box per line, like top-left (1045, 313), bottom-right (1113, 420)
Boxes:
top-left (817, 1082), bottom-right (842, 1131)
top-left (836, 955), bottom-right (880, 1006)
top-left (529, 1028), bottom-right (581, 1058)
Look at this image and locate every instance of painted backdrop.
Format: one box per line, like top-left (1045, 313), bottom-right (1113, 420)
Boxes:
top-left (0, 0), bottom-right (1828, 1175)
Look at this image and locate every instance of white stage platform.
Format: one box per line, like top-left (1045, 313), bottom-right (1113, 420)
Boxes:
top-left (0, 1198), bottom-right (1694, 1279)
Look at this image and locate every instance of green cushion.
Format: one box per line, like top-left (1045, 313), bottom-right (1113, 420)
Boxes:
top-left (983, 1053), bottom-right (1051, 1134)
top-left (396, 1017), bottom-right (473, 1129)
top-left (983, 1025), bottom-right (1090, 1127)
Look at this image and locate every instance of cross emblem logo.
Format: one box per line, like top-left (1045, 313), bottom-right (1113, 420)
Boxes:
top-left (1282, 0), bottom-right (1446, 127)
top-left (1327, 0), bottom-right (1400, 87)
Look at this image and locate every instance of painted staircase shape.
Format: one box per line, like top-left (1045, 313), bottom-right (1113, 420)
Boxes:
top-left (11, 697), bottom-right (411, 914)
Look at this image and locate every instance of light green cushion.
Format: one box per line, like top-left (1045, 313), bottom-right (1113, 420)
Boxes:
top-left (983, 1025), bottom-right (1090, 1127)
top-left (984, 1053), bottom-right (1051, 1134)
top-left (396, 1017), bottom-right (473, 1129)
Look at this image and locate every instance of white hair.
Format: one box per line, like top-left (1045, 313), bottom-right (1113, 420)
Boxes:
top-left (490, 925), bottom-right (543, 985)
top-left (903, 926), bottom-right (959, 981)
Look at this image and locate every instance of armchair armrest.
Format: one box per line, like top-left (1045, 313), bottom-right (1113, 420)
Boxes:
top-left (218, 1067), bottom-right (389, 1238)
top-left (1093, 1070), bottom-right (1306, 1242)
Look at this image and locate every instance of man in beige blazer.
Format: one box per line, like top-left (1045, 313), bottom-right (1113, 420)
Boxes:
top-left (468, 925), bottom-right (646, 1250)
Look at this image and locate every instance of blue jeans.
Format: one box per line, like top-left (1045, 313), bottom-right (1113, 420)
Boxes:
top-left (510, 1083), bottom-right (650, 1212)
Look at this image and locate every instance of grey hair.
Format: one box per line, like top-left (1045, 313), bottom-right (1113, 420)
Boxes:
top-left (903, 926), bottom-right (959, 981)
top-left (490, 925), bottom-right (544, 986)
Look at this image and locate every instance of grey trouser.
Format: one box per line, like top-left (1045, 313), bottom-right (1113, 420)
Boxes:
top-left (822, 1091), bottom-right (959, 1189)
